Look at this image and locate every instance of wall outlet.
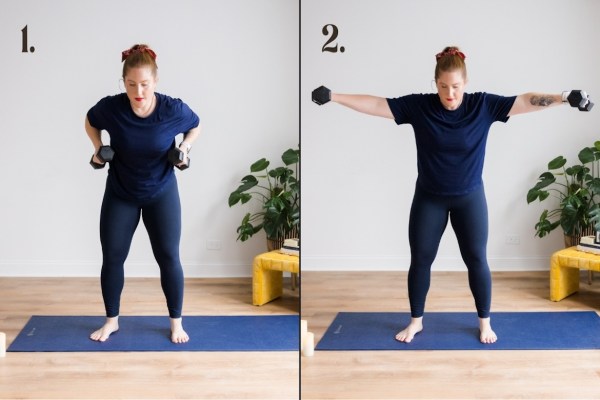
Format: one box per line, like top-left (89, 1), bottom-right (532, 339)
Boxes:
top-left (505, 235), bottom-right (520, 245)
top-left (206, 240), bottom-right (222, 250)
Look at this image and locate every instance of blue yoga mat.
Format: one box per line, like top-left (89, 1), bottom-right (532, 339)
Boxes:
top-left (316, 311), bottom-right (600, 350)
top-left (8, 315), bottom-right (298, 352)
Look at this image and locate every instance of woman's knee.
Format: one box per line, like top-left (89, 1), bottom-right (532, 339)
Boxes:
top-left (158, 258), bottom-right (182, 273)
top-left (459, 244), bottom-right (488, 270)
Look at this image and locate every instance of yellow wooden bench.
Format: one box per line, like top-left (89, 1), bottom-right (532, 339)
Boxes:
top-left (550, 246), bottom-right (599, 301)
top-left (252, 251), bottom-right (299, 306)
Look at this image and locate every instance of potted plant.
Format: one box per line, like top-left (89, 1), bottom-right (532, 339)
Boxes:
top-left (228, 147), bottom-right (299, 251)
top-left (527, 141), bottom-right (600, 246)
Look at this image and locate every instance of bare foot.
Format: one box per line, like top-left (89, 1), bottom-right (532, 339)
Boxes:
top-left (395, 317), bottom-right (423, 343)
top-left (170, 317), bottom-right (189, 344)
top-left (90, 316), bottom-right (119, 342)
top-left (479, 317), bottom-right (497, 344)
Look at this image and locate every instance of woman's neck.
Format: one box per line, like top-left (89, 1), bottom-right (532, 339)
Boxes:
top-left (132, 93), bottom-right (156, 118)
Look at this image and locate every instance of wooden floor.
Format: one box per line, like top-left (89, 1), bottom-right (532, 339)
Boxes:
top-left (0, 277), bottom-right (299, 400)
top-left (2, 272), bottom-right (600, 399)
top-left (301, 271), bottom-right (600, 400)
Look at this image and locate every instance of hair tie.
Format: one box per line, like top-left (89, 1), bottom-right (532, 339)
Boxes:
top-left (435, 49), bottom-right (466, 61)
top-left (121, 46), bottom-right (157, 62)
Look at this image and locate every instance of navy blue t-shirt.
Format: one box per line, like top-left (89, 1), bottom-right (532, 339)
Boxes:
top-left (386, 92), bottom-right (516, 196)
top-left (87, 93), bottom-right (200, 201)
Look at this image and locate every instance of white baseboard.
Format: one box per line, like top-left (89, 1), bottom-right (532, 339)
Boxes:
top-left (0, 256), bottom-right (551, 276)
top-left (300, 255), bottom-right (551, 272)
top-left (0, 261), bottom-right (254, 278)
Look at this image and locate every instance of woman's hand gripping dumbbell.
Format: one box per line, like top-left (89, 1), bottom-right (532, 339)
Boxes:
top-left (563, 90), bottom-right (594, 111)
top-left (168, 142), bottom-right (191, 170)
top-left (90, 146), bottom-right (115, 169)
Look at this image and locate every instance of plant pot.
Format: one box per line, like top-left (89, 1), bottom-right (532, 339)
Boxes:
top-left (564, 225), bottom-right (596, 285)
top-left (267, 227), bottom-right (299, 252)
top-left (267, 227), bottom-right (300, 290)
top-left (563, 225), bottom-right (595, 248)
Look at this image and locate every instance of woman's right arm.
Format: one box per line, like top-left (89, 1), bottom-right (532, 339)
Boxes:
top-left (85, 116), bottom-right (104, 164)
top-left (331, 93), bottom-right (395, 119)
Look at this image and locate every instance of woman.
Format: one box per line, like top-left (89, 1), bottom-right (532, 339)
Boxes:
top-left (85, 44), bottom-right (201, 343)
top-left (313, 46), bottom-right (592, 344)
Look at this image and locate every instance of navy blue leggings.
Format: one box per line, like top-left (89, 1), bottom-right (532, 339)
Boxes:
top-left (99, 177), bottom-right (184, 318)
top-left (408, 184), bottom-right (491, 318)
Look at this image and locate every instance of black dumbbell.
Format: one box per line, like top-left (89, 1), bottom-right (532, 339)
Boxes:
top-left (312, 85), bottom-right (331, 105)
top-left (566, 90), bottom-right (594, 111)
top-left (90, 146), bottom-right (114, 169)
top-left (168, 147), bottom-right (190, 170)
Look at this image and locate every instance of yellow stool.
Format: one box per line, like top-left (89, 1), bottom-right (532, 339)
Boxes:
top-left (252, 251), bottom-right (299, 306)
top-left (550, 246), bottom-right (600, 301)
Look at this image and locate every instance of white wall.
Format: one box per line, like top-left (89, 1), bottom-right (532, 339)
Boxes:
top-left (0, 0), bottom-right (299, 277)
top-left (301, 0), bottom-right (600, 271)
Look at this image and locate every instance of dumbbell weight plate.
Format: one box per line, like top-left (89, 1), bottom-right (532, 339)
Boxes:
top-left (97, 146), bottom-right (114, 163)
top-left (567, 90), bottom-right (594, 112)
top-left (312, 86), bottom-right (331, 105)
top-left (89, 156), bottom-right (105, 169)
top-left (90, 146), bottom-right (115, 169)
top-left (168, 148), bottom-right (190, 170)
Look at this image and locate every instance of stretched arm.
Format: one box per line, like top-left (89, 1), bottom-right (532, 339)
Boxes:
top-left (508, 90), bottom-right (593, 116)
top-left (508, 93), bottom-right (564, 116)
top-left (312, 86), bottom-right (394, 119)
top-left (331, 93), bottom-right (395, 119)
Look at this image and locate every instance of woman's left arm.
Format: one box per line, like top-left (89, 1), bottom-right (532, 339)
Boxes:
top-left (508, 93), bottom-right (563, 116)
top-left (508, 90), bottom-right (593, 116)
top-left (179, 124), bottom-right (202, 154)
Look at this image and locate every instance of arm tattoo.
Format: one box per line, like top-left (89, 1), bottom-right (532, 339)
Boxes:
top-left (530, 95), bottom-right (555, 107)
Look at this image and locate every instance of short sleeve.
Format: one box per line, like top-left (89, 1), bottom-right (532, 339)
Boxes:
top-left (86, 96), bottom-right (112, 131)
top-left (178, 101), bottom-right (200, 132)
top-left (386, 95), bottom-right (420, 125)
top-left (158, 95), bottom-right (200, 133)
top-left (483, 93), bottom-right (517, 123)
